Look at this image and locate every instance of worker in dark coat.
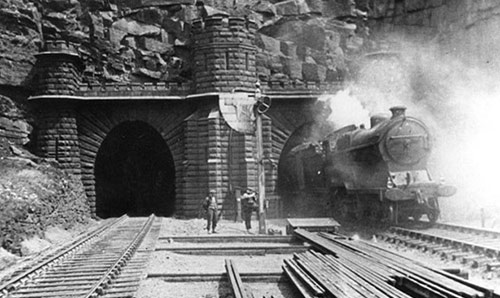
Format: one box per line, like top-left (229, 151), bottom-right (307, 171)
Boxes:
top-left (241, 189), bottom-right (257, 233)
top-left (203, 189), bottom-right (218, 234)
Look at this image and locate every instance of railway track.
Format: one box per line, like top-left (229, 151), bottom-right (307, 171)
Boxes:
top-left (0, 215), bottom-right (159, 298)
top-left (378, 222), bottom-right (500, 269)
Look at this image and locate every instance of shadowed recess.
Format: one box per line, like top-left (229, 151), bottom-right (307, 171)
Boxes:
top-left (95, 121), bottom-right (175, 218)
top-left (278, 123), bottom-right (330, 217)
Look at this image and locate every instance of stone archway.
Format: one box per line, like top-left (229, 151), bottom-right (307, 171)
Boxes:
top-left (94, 120), bottom-right (175, 218)
top-left (277, 122), bottom-right (331, 217)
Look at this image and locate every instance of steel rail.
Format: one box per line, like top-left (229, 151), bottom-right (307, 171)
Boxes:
top-left (387, 226), bottom-right (500, 259)
top-left (83, 214), bottom-right (155, 298)
top-left (225, 259), bottom-right (243, 298)
top-left (0, 215), bottom-right (127, 295)
top-left (435, 223), bottom-right (500, 239)
top-left (0, 215), bottom-right (155, 298)
top-left (283, 258), bottom-right (325, 297)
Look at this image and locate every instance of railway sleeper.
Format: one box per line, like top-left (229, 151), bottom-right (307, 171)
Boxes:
top-left (429, 246), bottom-right (455, 254)
top-left (38, 272), bottom-right (116, 279)
top-left (461, 255), bottom-right (488, 266)
top-left (10, 289), bottom-right (91, 297)
top-left (55, 259), bottom-right (119, 265)
top-left (48, 266), bottom-right (116, 273)
top-left (108, 277), bottom-right (142, 285)
top-left (20, 280), bottom-right (99, 288)
top-left (104, 284), bottom-right (140, 291)
top-left (472, 257), bottom-right (495, 269)
top-left (486, 262), bottom-right (500, 271)
top-left (422, 244), bottom-right (444, 252)
top-left (13, 284), bottom-right (98, 294)
top-left (100, 287), bottom-right (140, 297)
top-left (448, 251), bottom-right (473, 260)
top-left (32, 275), bottom-right (102, 283)
top-left (436, 248), bottom-right (460, 258)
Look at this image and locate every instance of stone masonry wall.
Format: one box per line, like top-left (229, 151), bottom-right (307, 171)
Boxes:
top-left (192, 16), bottom-right (258, 93)
top-left (31, 40), bottom-right (83, 176)
top-left (35, 105), bottom-right (81, 176)
top-left (32, 41), bottom-right (82, 96)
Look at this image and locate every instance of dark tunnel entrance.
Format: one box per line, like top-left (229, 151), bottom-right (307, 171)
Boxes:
top-left (95, 121), bottom-right (175, 218)
top-left (278, 122), bottom-right (331, 217)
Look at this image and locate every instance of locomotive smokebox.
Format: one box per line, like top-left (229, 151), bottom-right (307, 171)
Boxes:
top-left (390, 106), bottom-right (407, 119)
top-left (370, 114), bottom-right (388, 128)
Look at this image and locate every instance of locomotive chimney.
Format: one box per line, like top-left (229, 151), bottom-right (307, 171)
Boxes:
top-left (390, 106), bottom-right (406, 118)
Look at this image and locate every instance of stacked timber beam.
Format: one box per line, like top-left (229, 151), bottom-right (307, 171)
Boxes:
top-left (225, 259), bottom-right (254, 298)
top-left (284, 229), bottom-right (498, 298)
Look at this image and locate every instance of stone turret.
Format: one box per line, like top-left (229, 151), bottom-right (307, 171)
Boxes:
top-left (33, 40), bottom-right (83, 96)
top-left (31, 40), bottom-right (83, 176)
top-left (192, 15), bottom-right (257, 93)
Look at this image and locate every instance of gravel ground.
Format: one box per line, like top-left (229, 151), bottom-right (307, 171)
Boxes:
top-left (137, 217), bottom-right (500, 297)
top-left (136, 217), bottom-right (300, 298)
top-left (4, 216), bottom-right (498, 297)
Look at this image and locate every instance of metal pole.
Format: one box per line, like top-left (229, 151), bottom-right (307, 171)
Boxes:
top-left (256, 108), bottom-right (266, 234)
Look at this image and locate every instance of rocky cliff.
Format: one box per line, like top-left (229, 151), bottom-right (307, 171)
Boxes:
top-left (3, 1), bottom-right (499, 90)
top-left (0, 0), bottom-right (369, 89)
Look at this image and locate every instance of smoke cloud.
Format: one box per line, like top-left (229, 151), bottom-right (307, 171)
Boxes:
top-left (318, 38), bottom-right (500, 226)
top-left (318, 89), bottom-right (370, 129)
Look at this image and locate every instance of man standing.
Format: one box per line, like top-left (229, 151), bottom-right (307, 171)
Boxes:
top-left (204, 190), bottom-right (218, 234)
top-left (241, 189), bottom-right (257, 233)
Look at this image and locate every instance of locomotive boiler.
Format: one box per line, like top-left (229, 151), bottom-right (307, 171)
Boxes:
top-left (289, 106), bottom-right (456, 224)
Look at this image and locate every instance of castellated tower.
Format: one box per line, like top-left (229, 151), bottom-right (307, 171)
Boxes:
top-left (31, 40), bottom-right (83, 176)
top-left (192, 15), bottom-right (257, 93)
top-left (33, 40), bottom-right (82, 96)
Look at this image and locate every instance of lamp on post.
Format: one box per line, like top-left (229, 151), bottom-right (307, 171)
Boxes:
top-left (254, 82), bottom-right (271, 234)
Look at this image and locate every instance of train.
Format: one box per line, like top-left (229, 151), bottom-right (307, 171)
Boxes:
top-left (286, 106), bottom-right (456, 224)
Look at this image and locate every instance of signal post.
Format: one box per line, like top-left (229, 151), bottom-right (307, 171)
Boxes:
top-left (254, 83), bottom-right (270, 234)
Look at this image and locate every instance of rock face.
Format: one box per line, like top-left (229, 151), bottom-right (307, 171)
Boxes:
top-left (365, 0), bottom-right (500, 72)
top-left (0, 0), bottom-right (369, 89)
top-left (0, 1), bottom-right (42, 87)
top-left (1, 0), bottom-right (499, 89)
top-left (0, 95), bottom-right (31, 149)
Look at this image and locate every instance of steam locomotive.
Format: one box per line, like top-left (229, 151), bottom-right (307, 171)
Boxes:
top-left (288, 106), bottom-right (456, 224)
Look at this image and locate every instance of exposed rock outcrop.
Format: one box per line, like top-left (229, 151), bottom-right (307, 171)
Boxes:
top-left (0, 0), bottom-right (371, 88)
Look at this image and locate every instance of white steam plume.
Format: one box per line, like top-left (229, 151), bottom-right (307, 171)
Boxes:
top-left (318, 89), bottom-right (370, 129)
top-left (318, 39), bottom-right (500, 226)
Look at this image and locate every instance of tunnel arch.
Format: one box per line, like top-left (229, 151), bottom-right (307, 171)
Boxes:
top-left (277, 121), bottom-right (332, 217)
top-left (94, 120), bottom-right (175, 218)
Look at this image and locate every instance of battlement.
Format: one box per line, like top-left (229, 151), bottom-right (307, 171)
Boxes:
top-left (192, 15), bottom-right (257, 93)
top-left (77, 81), bottom-right (192, 97)
top-left (72, 80), bottom-right (343, 98)
top-left (192, 16), bottom-right (257, 49)
top-left (263, 80), bottom-right (344, 95)
top-left (37, 40), bottom-right (80, 57)
top-left (192, 16), bottom-right (257, 34)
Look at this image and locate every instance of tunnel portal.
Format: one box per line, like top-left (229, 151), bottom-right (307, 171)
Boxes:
top-left (95, 121), bottom-right (175, 218)
top-left (278, 122), bottom-right (332, 217)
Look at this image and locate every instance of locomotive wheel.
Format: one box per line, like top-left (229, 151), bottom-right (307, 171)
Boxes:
top-left (427, 210), bottom-right (439, 224)
top-left (426, 198), bottom-right (440, 224)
